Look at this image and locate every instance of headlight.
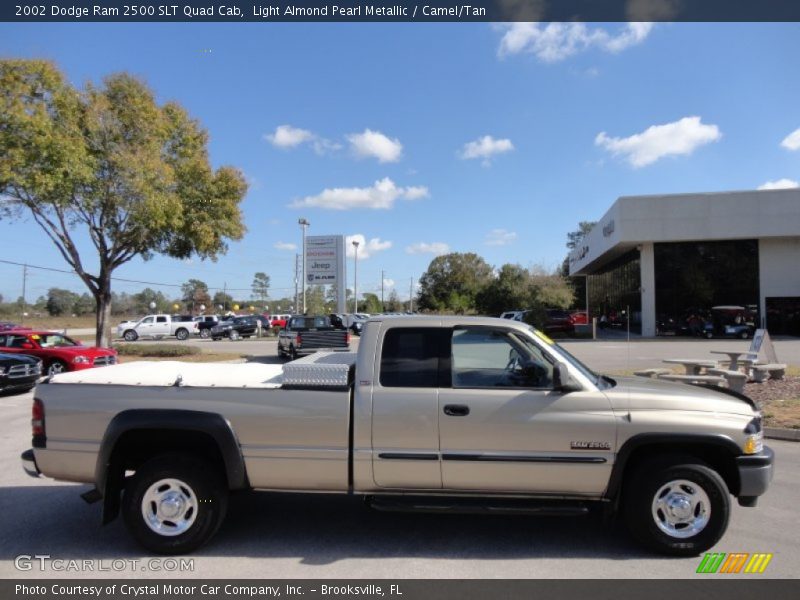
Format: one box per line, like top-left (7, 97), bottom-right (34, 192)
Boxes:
top-left (73, 356), bottom-right (90, 364)
top-left (0, 367), bottom-right (6, 376)
top-left (743, 416), bottom-right (763, 454)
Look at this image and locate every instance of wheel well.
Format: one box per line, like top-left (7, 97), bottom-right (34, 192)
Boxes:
top-left (110, 429), bottom-right (226, 477)
top-left (620, 443), bottom-right (740, 497)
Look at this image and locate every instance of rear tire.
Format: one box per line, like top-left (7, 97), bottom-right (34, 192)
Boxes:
top-left (623, 458), bottom-right (730, 556)
top-left (175, 328), bottom-right (189, 341)
top-left (200, 329), bottom-right (210, 339)
top-left (47, 360), bottom-right (68, 377)
top-left (122, 453), bottom-right (228, 555)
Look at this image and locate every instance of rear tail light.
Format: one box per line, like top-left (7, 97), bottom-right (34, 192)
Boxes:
top-left (296, 334), bottom-right (302, 346)
top-left (32, 398), bottom-right (46, 446)
top-left (346, 332), bottom-right (351, 344)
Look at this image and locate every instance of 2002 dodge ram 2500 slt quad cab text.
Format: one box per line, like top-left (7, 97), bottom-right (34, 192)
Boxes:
top-left (21, 316), bottom-right (774, 556)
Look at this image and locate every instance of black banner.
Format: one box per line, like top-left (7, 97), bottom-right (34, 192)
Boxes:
top-left (4, 0), bottom-right (800, 23)
top-left (4, 580), bottom-right (800, 600)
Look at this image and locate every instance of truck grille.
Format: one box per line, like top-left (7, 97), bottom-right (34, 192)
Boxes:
top-left (93, 356), bottom-right (117, 367)
top-left (8, 363), bottom-right (42, 378)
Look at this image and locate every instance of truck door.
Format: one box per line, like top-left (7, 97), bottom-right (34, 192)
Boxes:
top-left (152, 315), bottom-right (171, 336)
top-left (438, 325), bottom-right (615, 495)
top-left (371, 326), bottom-right (448, 489)
top-left (136, 316), bottom-right (156, 336)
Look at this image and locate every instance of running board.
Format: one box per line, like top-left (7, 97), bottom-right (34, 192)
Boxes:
top-left (366, 496), bottom-right (590, 517)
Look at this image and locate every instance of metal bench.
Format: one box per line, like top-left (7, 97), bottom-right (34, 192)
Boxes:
top-left (707, 368), bottom-right (748, 393)
top-left (658, 374), bottom-right (726, 386)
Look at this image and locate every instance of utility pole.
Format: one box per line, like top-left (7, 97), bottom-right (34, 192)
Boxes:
top-left (298, 218), bottom-right (310, 313)
top-left (223, 282), bottom-right (227, 313)
top-left (409, 277), bottom-right (414, 312)
top-left (294, 253), bottom-right (301, 314)
top-left (20, 263), bottom-right (28, 325)
top-left (381, 269), bottom-right (385, 312)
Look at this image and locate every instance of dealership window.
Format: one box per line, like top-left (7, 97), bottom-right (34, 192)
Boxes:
top-left (586, 249), bottom-right (642, 332)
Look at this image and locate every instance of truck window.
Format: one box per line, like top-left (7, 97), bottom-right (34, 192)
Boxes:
top-left (451, 327), bottom-right (553, 389)
top-left (156, 316), bottom-right (168, 323)
top-left (380, 328), bottom-right (443, 388)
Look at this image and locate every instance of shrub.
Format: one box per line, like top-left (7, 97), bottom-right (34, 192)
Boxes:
top-left (113, 344), bottom-right (201, 357)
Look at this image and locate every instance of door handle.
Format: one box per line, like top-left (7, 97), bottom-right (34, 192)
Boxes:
top-left (443, 404), bottom-right (470, 417)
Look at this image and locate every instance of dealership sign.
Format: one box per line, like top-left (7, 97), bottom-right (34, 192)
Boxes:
top-left (305, 235), bottom-right (345, 285)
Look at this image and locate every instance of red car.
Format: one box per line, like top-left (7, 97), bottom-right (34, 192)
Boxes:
top-left (0, 329), bottom-right (117, 377)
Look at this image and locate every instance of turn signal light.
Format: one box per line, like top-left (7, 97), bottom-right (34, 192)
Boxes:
top-left (743, 434), bottom-right (763, 455)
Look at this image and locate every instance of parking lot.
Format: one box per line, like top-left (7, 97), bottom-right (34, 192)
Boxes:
top-left (1, 337), bottom-right (798, 579)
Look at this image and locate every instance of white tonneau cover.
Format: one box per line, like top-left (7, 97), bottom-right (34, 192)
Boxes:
top-left (50, 361), bottom-right (285, 389)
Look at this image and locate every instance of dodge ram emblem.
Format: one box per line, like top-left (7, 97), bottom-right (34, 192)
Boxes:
top-left (571, 441), bottom-right (611, 450)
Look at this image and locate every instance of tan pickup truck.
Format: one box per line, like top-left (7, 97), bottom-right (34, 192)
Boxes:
top-left (22, 316), bottom-right (773, 556)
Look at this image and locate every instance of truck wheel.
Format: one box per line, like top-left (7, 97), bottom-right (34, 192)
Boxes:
top-left (122, 453), bottom-right (228, 555)
top-left (47, 360), bottom-right (68, 377)
top-left (123, 330), bottom-right (138, 342)
top-left (175, 328), bottom-right (189, 341)
top-left (229, 330), bottom-right (240, 341)
top-left (200, 329), bottom-right (210, 339)
top-left (289, 345), bottom-right (298, 360)
top-left (624, 459), bottom-right (730, 556)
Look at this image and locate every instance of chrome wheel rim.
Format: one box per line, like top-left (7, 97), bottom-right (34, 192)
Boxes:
top-left (141, 478), bottom-right (198, 537)
top-left (651, 479), bottom-right (711, 539)
top-left (48, 362), bottom-right (65, 376)
top-left (200, 329), bottom-right (209, 338)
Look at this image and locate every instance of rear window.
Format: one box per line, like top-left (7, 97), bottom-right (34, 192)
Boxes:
top-left (289, 316), bottom-right (332, 330)
top-left (379, 328), bottom-right (444, 388)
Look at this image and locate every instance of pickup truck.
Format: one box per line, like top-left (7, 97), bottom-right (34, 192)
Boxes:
top-left (277, 314), bottom-right (350, 359)
top-left (22, 316), bottom-right (773, 556)
top-left (117, 314), bottom-right (198, 342)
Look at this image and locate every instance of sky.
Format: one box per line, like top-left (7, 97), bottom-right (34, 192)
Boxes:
top-left (1, 22), bottom-right (799, 306)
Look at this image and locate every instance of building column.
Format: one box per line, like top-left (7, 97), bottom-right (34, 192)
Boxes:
top-left (639, 242), bottom-right (656, 337)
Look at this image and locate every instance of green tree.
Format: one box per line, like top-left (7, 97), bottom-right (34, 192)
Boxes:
top-left (46, 288), bottom-right (78, 316)
top-left (359, 292), bottom-right (382, 314)
top-left (417, 252), bottom-right (493, 313)
top-left (212, 290), bottom-right (233, 312)
top-left (304, 286), bottom-right (327, 315)
top-left (251, 272), bottom-right (270, 304)
top-left (385, 289), bottom-right (402, 312)
top-left (181, 279), bottom-right (211, 313)
top-left (73, 293), bottom-right (96, 316)
top-left (475, 263), bottom-right (532, 316)
top-left (132, 288), bottom-right (169, 314)
top-left (0, 60), bottom-right (247, 346)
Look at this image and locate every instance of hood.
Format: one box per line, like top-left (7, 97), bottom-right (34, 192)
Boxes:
top-left (46, 345), bottom-right (116, 357)
top-left (604, 376), bottom-right (756, 417)
top-left (0, 352), bottom-right (40, 365)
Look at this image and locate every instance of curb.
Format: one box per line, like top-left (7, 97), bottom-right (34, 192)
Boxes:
top-left (765, 427), bottom-right (800, 442)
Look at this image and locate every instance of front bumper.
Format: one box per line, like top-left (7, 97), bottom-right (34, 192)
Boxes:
top-left (736, 445), bottom-right (774, 506)
top-left (21, 449), bottom-right (41, 478)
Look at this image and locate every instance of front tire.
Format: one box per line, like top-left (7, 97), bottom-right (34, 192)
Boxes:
top-left (175, 328), bottom-right (189, 341)
top-left (122, 454), bottom-right (228, 555)
top-left (47, 360), bottom-right (68, 377)
top-left (229, 330), bottom-right (240, 341)
top-left (200, 329), bottom-right (210, 339)
top-left (123, 330), bottom-right (138, 342)
top-left (624, 458), bottom-right (730, 556)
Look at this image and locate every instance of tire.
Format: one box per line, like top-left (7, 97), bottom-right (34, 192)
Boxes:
top-left (289, 345), bottom-right (298, 361)
top-left (740, 331), bottom-right (749, 340)
top-left (122, 453), bottom-right (228, 555)
top-left (175, 328), bottom-right (189, 341)
top-left (199, 329), bottom-right (210, 339)
top-left (229, 330), bottom-right (240, 341)
top-left (123, 330), bottom-right (138, 342)
top-left (47, 360), bottom-right (68, 377)
top-left (705, 332), bottom-right (713, 339)
top-left (623, 458), bottom-right (730, 556)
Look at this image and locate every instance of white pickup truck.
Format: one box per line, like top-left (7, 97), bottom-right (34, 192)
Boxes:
top-left (22, 316), bottom-right (773, 556)
top-left (116, 314), bottom-right (199, 341)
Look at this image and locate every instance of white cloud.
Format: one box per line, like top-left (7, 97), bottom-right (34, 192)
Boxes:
top-left (274, 241), bottom-right (297, 251)
top-left (405, 242), bottom-right (450, 256)
top-left (781, 128), bottom-right (800, 151)
top-left (382, 278), bottom-right (395, 288)
top-left (485, 228), bottom-right (517, 246)
top-left (347, 129), bottom-right (403, 163)
top-left (264, 125), bottom-right (314, 148)
top-left (758, 178), bottom-right (799, 190)
top-left (497, 22), bottom-right (654, 63)
top-left (595, 116), bottom-right (721, 167)
top-left (289, 178), bottom-right (429, 210)
top-left (460, 135), bottom-right (514, 166)
top-left (345, 234), bottom-right (392, 259)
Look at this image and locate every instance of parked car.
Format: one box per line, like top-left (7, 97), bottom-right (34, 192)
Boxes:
top-left (0, 330), bottom-right (117, 377)
top-left (266, 314), bottom-right (291, 328)
top-left (569, 311), bottom-right (588, 325)
top-left (278, 315), bottom-right (350, 359)
top-left (712, 305), bottom-right (758, 339)
top-left (330, 313), bottom-right (365, 336)
top-left (117, 314), bottom-right (199, 342)
top-left (500, 310), bottom-right (528, 321)
top-left (544, 309), bottom-right (575, 334)
top-left (0, 321), bottom-right (23, 332)
top-left (210, 315), bottom-right (258, 341)
top-left (194, 315), bottom-right (221, 339)
top-left (0, 352), bottom-right (42, 394)
top-left (23, 315), bottom-right (773, 556)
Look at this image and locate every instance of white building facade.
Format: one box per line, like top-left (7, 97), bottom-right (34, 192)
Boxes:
top-left (568, 189), bottom-right (800, 337)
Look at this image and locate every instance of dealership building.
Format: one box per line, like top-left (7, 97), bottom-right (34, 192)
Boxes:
top-left (568, 188), bottom-right (800, 337)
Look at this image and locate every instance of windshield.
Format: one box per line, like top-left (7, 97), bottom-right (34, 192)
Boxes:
top-left (521, 324), bottom-right (604, 387)
top-left (33, 333), bottom-right (79, 348)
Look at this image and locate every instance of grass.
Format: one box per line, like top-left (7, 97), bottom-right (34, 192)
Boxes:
top-left (11, 315), bottom-right (98, 329)
top-left (114, 344), bottom-right (200, 357)
top-left (119, 352), bottom-right (246, 363)
top-left (761, 399), bottom-right (800, 430)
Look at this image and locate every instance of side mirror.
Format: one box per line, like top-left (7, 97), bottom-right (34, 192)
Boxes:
top-left (553, 362), bottom-right (582, 393)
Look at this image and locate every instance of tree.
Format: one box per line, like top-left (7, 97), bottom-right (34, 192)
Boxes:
top-left (417, 252), bottom-right (494, 313)
top-left (304, 286), bottom-right (327, 314)
top-left (132, 288), bottom-right (169, 314)
top-left (566, 221), bottom-right (597, 250)
top-left (251, 272), bottom-right (270, 304)
top-left (475, 263), bottom-right (532, 316)
top-left (181, 279), bottom-right (211, 313)
top-left (385, 289), bottom-right (402, 312)
top-left (359, 292), bottom-right (382, 314)
top-left (46, 288), bottom-right (78, 316)
top-left (212, 290), bottom-right (233, 311)
top-left (0, 60), bottom-right (247, 346)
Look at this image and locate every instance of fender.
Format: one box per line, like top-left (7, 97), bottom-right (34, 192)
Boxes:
top-left (95, 409), bottom-right (248, 523)
top-left (605, 432), bottom-right (741, 502)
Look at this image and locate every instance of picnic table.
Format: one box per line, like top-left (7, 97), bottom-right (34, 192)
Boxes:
top-left (662, 358), bottom-right (718, 375)
top-left (709, 350), bottom-right (754, 372)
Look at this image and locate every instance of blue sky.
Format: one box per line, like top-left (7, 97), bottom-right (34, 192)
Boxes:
top-left (1, 22), bottom-right (799, 305)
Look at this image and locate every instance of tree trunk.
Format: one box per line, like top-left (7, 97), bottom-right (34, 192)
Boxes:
top-left (94, 286), bottom-right (113, 348)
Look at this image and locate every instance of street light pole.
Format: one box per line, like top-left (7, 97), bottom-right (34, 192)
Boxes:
top-left (381, 269), bottom-right (385, 312)
top-left (298, 218), bottom-right (310, 313)
top-left (352, 240), bottom-right (360, 314)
